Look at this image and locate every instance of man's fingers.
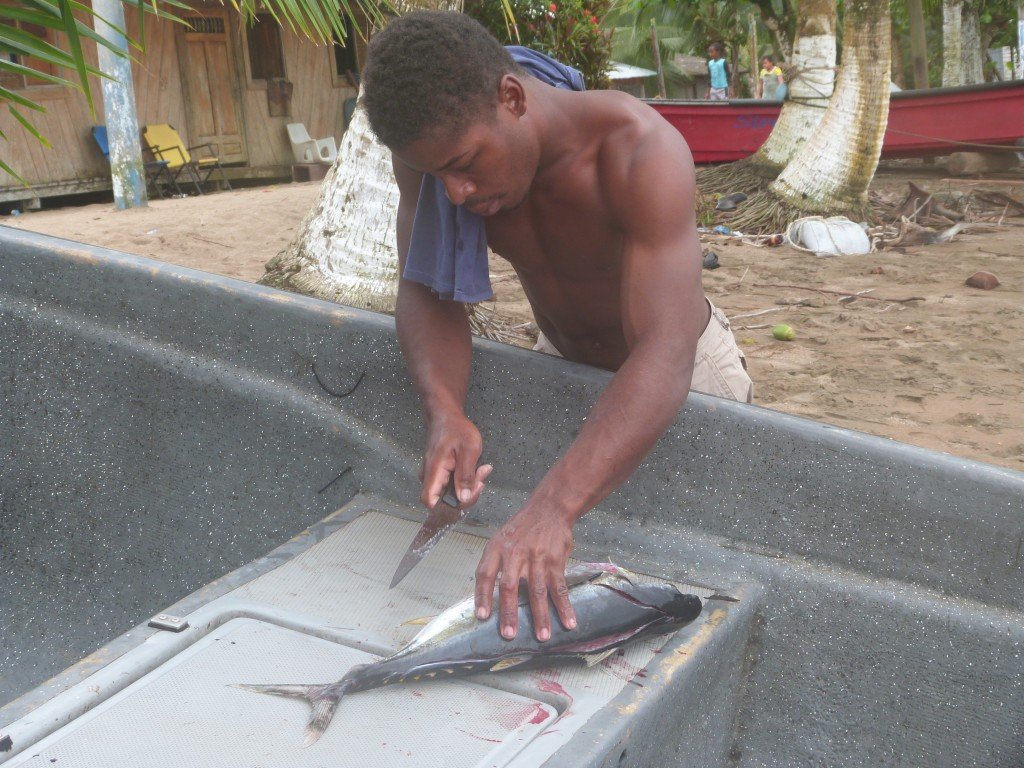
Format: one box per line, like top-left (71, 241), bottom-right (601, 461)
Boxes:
top-left (474, 546), bottom-right (500, 620)
top-left (422, 463), bottom-right (451, 509)
top-left (529, 561), bottom-right (551, 642)
top-left (454, 440), bottom-right (483, 505)
top-left (498, 563), bottom-right (523, 640)
top-left (550, 568), bottom-right (576, 631)
top-left (462, 464), bottom-right (493, 509)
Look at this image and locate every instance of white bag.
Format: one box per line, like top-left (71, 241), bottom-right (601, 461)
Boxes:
top-left (787, 216), bottom-right (871, 257)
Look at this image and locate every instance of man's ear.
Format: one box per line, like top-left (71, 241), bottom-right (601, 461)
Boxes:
top-left (497, 74), bottom-right (527, 118)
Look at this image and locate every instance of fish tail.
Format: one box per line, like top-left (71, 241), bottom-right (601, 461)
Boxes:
top-left (232, 683), bottom-right (320, 700)
top-left (303, 690), bottom-right (343, 747)
top-left (232, 683), bottom-right (344, 747)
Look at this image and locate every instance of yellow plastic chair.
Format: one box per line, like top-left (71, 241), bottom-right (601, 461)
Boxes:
top-left (142, 124), bottom-right (232, 194)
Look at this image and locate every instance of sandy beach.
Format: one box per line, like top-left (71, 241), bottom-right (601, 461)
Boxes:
top-left (6, 166), bottom-right (1022, 471)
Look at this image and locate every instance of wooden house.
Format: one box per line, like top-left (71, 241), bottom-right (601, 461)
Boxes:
top-left (0, 4), bottom-right (367, 207)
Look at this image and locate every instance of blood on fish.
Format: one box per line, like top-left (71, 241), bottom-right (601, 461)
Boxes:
top-left (491, 701), bottom-right (550, 730)
top-left (535, 678), bottom-right (570, 698)
top-left (528, 704), bottom-right (550, 725)
top-left (599, 654), bottom-right (645, 681)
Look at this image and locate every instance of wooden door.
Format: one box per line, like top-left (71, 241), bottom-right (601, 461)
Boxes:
top-left (177, 10), bottom-right (246, 163)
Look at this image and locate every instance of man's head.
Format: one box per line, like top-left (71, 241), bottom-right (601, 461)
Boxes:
top-left (707, 42), bottom-right (724, 60)
top-left (760, 54), bottom-right (775, 69)
top-left (363, 11), bottom-right (541, 216)
top-left (363, 11), bottom-right (518, 150)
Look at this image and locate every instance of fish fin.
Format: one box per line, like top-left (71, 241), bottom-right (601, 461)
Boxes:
top-left (234, 683), bottom-right (344, 747)
top-left (232, 683), bottom-right (320, 700)
top-left (490, 655), bottom-right (532, 672)
top-left (564, 563), bottom-right (622, 588)
top-left (303, 691), bottom-right (342, 747)
top-left (401, 615), bottom-right (436, 627)
top-left (582, 649), bottom-right (617, 667)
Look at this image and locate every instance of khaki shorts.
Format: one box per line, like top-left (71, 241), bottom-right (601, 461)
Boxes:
top-left (533, 299), bottom-right (753, 403)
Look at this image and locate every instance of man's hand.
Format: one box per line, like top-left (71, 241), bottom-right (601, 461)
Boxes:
top-left (474, 505), bottom-right (577, 642)
top-left (422, 411), bottom-right (492, 508)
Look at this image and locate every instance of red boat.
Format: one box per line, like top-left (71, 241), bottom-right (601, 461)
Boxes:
top-left (648, 79), bottom-right (1024, 164)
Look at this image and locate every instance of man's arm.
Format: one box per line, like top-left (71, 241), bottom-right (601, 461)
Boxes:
top-left (474, 123), bottom-right (706, 641)
top-left (393, 159), bottom-right (491, 509)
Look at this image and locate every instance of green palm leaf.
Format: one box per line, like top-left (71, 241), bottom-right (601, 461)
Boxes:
top-left (9, 104), bottom-right (51, 146)
top-left (0, 55), bottom-right (77, 87)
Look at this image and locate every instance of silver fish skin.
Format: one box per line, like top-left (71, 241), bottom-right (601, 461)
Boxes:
top-left (236, 563), bottom-right (703, 746)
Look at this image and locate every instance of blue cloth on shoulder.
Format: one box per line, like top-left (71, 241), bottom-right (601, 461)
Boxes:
top-left (402, 47), bottom-right (585, 303)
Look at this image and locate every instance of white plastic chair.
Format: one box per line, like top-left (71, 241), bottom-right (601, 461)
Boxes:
top-left (286, 123), bottom-right (338, 165)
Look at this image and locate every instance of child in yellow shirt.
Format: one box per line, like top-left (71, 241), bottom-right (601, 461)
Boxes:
top-left (757, 55), bottom-right (785, 100)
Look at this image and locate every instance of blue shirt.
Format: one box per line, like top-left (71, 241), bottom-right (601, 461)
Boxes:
top-left (708, 58), bottom-right (729, 89)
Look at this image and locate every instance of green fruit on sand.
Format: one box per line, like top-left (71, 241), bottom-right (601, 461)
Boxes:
top-left (772, 324), bottom-right (795, 341)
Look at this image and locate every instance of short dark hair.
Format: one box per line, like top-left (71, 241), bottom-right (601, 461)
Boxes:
top-left (761, 54), bottom-right (775, 64)
top-left (362, 11), bottom-right (517, 149)
top-left (708, 42), bottom-right (725, 54)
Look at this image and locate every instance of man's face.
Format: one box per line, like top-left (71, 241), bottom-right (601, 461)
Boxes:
top-left (392, 75), bottom-right (539, 215)
top-left (393, 109), bottom-right (536, 217)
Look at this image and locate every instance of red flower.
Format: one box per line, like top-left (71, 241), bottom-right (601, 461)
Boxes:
top-left (549, 2), bottom-right (557, 11)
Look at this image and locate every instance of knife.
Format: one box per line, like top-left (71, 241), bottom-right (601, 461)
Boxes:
top-left (389, 474), bottom-right (467, 588)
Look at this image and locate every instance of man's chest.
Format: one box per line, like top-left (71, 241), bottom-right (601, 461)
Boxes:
top-left (484, 187), bottom-right (622, 280)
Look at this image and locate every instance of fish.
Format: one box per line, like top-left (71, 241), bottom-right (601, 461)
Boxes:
top-left (235, 563), bottom-right (706, 746)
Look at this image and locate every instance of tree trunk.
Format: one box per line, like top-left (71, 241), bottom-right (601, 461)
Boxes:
top-left (907, 0), bottom-right (929, 88)
top-left (260, 0), bottom-right (462, 313)
top-left (261, 95), bottom-right (400, 312)
top-left (960, 1), bottom-right (985, 84)
top-left (891, 22), bottom-right (905, 89)
top-left (95, 0), bottom-right (148, 209)
top-left (761, 14), bottom-right (793, 63)
top-left (763, 0), bottom-right (891, 220)
top-left (942, 0), bottom-right (965, 86)
top-left (749, 0), bottom-right (837, 172)
top-left (1018, 1), bottom-right (1024, 79)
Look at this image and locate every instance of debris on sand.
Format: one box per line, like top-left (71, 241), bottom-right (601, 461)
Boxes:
top-left (965, 271), bottom-right (1000, 290)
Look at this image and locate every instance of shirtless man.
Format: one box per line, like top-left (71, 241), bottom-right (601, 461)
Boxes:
top-left (362, 11), bottom-right (751, 643)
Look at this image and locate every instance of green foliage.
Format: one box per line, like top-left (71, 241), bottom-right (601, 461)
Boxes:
top-left (606, 0), bottom-right (798, 98)
top-left (466, 0), bottom-right (614, 90)
top-left (889, 0), bottom-right (1019, 88)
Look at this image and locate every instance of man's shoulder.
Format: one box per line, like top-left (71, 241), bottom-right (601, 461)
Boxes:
top-left (590, 90), bottom-right (690, 166)
top-left (583, 93), bottom-right (695, 226)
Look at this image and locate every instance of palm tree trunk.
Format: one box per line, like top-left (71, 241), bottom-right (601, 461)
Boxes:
top-left (771, 0), bottom-right (890, 215)
top-left (960, 1), bottom-right (985, 84)
top-left (729, 0), bottom-right (891, 231)
top-left (907, 0), bottom-right (930, 88)
top-left (260, 0), bottom-right (462, 314)
top-left (760, 14), bottom-right (792, 64)
top-left (891, 21), bottom-right (906, 89)
top-left (942, 0), bottom-right (965, 86)
top-left (697, 0), bottom-right (836, 194)
top-left (752, 0), bottom-right (837, 172)
top-left (261, 94), bottom-right (400, 312)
